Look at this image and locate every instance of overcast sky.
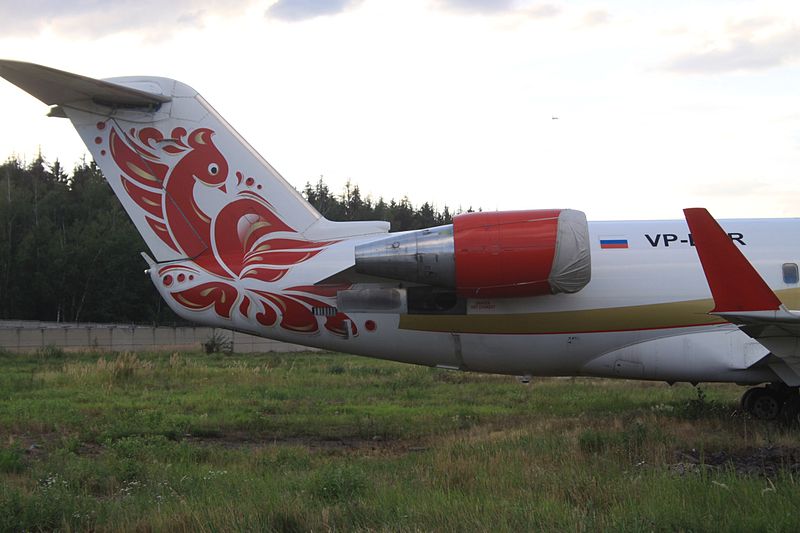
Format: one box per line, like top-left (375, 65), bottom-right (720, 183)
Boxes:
top-left (2, 0), bottom-right (800, 220)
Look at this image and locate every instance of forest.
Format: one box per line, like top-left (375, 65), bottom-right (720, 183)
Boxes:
top-left (0, 156), bottom-right (459, 324)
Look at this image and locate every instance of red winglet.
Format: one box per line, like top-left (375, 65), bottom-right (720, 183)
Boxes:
top-left (683, 208), bottom-right (781, 313)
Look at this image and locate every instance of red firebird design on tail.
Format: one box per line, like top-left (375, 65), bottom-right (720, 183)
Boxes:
top-left (100, 122), bottom-right (356, 338)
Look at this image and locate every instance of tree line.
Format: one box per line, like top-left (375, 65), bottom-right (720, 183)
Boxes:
top-left (0, 157), bottom-right (460, 324)
top-left (303, 178), bottom-right (456, 231)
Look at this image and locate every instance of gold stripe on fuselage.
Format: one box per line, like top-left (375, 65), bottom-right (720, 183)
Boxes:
top-left (399, 287), bottom-right (800, 335)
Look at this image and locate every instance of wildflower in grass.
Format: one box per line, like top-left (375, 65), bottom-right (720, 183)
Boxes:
top-left (202, 470), bottom-right (229, 481)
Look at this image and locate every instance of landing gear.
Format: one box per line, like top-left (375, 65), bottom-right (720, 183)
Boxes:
top-left (747, 388), bottom-right (782, 420)
top-left (740, 384), bottom-right (799, 421)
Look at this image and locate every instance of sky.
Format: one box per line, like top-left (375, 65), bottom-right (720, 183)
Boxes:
top-left (1, 0), bottom-right (800, 220)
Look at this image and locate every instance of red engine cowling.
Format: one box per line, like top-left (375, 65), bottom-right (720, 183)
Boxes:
top-left (453, 209), bottom-right (590, 297)
top-left (353, 208), bottom-right (591, 299)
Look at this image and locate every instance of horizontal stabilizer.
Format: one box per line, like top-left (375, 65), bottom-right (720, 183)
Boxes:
top-left (0, 59), bottom-right (170, 108)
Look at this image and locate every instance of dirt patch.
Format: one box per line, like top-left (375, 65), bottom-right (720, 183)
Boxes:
top-left (3, 432), bottom-right (63, 455)
top-left (182, 431), bottom-right (428, 457)
top-left (671, 446), bottom-right (800, 477)
top-left (5, 429), bottom-right (430, 459)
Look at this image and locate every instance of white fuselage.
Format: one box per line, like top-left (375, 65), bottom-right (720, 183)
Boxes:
top-left (152, 217), bottom-right (800, 385)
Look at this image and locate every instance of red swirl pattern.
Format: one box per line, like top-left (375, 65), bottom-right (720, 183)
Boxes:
top-left (103, 123), bottom-right (355, 338)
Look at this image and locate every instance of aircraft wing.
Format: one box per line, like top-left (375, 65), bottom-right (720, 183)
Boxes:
top-left (684, 208), bottom-right (800, 385)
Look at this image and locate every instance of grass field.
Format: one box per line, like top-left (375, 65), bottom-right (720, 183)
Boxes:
top-left (1, 348), bottom-right (800, 532)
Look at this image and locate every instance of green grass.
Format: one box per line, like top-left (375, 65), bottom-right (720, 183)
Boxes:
top-left (1, 349), bottom-right (799, 531)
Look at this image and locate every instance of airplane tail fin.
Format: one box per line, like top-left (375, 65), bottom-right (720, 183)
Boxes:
top-left (0, 60), bottom-right (389, 270)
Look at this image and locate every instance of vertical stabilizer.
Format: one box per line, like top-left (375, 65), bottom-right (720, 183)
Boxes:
top-left (0, 60), bottom-right (388, 340)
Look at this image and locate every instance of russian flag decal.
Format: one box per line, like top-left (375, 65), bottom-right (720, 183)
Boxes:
top-left (600, 238), bottom-right (629, 249)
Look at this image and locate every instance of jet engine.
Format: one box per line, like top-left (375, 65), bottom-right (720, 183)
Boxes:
top-left (354, 209), bottom-right (591, 298)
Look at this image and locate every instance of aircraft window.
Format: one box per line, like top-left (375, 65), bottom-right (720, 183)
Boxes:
top-left (782, 263), bottom-right (799, 284)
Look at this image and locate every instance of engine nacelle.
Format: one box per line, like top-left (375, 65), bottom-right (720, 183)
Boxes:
top-left (354, 209), bottom-right (591, 298)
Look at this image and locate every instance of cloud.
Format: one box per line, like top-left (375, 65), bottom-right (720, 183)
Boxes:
top-left (581, 9), bottom-right (609, 27)
top-left (437, 0), bottom-right (561, 19)
top-left (438, 0), bottom-right (516, 13)
top-left (0, 0), bottom-right (252, 39)
top-left (666, 26), bottom-right (800, 74)
top-left (266, 0), bottom-right (362, 21)
top-left (726, 17), bottom-right (776, 39)
top-left (522, 4), bottom-right (560, 19)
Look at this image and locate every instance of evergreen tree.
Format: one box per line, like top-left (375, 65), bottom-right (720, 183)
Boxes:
top-left (0, 157), bottom-right (180, 324)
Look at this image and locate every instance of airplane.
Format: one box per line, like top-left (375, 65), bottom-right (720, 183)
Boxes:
top-left (2, 60), bottom-right (799, 421)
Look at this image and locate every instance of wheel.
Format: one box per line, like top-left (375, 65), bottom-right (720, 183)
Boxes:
top-left (748, 388), bottom-right (783, 420)
top-left (740, 387), bottom-right (759, 413)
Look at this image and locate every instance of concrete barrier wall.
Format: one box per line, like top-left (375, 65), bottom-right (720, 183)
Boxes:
top-left (0, 320), bottom-right (317, 354)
